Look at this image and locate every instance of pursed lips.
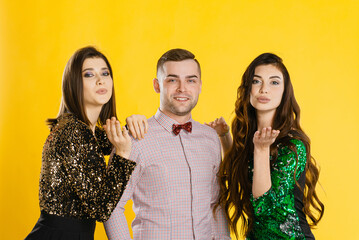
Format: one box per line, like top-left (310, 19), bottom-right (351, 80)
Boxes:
top-left (257, 96), bottom-right (270, 103)
top-left (96, 88), bottom-right (108, 94)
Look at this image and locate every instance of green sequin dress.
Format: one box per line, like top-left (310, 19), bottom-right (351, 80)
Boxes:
top-left (247, 139), bottom-right (315, 240)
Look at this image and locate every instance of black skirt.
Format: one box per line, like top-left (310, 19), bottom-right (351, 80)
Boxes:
top-left (25, 212), bottom-right (96, 240)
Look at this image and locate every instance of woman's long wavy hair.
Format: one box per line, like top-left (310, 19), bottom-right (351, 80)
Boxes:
top-left (216, 53), bottom-right (324, 238)
top-left (47, 46), bottom-right (117, 128)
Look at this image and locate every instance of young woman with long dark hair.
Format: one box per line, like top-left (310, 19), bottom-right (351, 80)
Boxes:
top-left (209, 53), bottom-right (324, 239)
top-left (25, 46), bottom-right (137, 240)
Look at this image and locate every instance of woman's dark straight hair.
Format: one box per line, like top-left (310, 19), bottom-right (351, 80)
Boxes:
top-left (47, 46), bottom-right (117, 128)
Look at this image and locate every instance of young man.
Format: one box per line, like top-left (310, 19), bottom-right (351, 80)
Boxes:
top-left (104, 49), bottom-right (230, 240)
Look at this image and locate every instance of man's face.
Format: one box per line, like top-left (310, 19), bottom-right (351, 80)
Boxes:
top-left (154, 59), bottom-right (202, 122)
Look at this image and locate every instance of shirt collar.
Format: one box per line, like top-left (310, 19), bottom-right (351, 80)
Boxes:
top-left (154, 109), bottom-right (193, 134)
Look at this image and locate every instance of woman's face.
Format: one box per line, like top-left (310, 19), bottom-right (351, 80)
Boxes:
top-left (82, 57), bottom-right (113, 110)
top-left (250, 64), bottom-right (284, 113)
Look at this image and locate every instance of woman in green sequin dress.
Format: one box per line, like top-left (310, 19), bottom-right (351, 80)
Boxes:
top-left (25, 47), bottom-right (137, 240)
top-left (210, 53), bottom-right (324, 239)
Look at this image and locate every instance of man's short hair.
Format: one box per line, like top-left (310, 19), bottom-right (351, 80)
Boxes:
top-left (156, 48), bottom-right (201, 78)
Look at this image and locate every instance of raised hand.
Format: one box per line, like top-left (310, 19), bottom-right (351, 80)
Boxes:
top-left (205, 117), bottom-right (230, 136)
top-left (104, 117), bottom-right (131, 158)
top-left (252, 127), bottom-right (279, 198)
top-left (126, 115), bottom-right (148, 140)
top-left (253, 127), bottom-right (280, 150)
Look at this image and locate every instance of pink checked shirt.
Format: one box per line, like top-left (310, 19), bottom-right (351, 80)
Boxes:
top-left (104, 109), bottom-right (230, 240)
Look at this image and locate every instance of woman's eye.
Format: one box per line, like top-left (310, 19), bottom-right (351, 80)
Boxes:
top-left (252, 79), bottom-right (260, 84)
top-left (84, 72), bottom-right (94, 78)
top-left (271, 81), bottom-right (279, 85)
top-left (102, 71), bottom-right (110, 76)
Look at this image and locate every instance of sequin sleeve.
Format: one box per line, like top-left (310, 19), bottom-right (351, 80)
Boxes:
top-left (95, 127), bottom-right (113, 155)
top-left (250, 139), bottom-right (307, 217)
top-left (39, 116), bottom-right (136, 222)
top-left (100, 153), bottom-right (137, 221)
top-left (62, 124), bottom-right (136, 222)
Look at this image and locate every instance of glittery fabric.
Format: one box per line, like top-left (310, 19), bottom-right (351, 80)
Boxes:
top-left (248, 139), bottom-right (307, 240)
top-left (39, 114), bottom-right (136, 222)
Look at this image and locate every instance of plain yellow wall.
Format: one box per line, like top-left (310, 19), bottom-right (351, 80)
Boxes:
top-left (1, 0), bottom-right (358, 239)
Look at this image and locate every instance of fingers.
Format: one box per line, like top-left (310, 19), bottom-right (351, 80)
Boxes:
top-left (207, 118), bottom-right (219, 126)
top-left (126, 115), bottom-right (138, 139)
top-left (143, 119), bottom-right (149, 134)
top-left (134, 119), bottom-right (148, 139)
top-left (253, 127), bottom-right (280, 147)
top-left (206, 118), bottom-right (222, 128)
top-left (104, 117), bottom-right (132, 158)
top-left (126, 115), bottom-right (148, 140)
top-left (122, 126), bottom-right (130, 140)
top-left (137, 120), bottom-right (145, 139)
top-left (113, 118), bottom-right (131, 140)
top-left (110, 117), bottom-right (119, 139)
top-left (105, 117), bottom-right (125, 140)
top-left (272, 129), bottom-right (280, 139)
top-left (264, 127), bottom-right (271, 139)
top-left (218, 117), bottom-right (229, 131)
top-left (218, 117), bottom-right (227, 125)
top-left (205, 117), bottom-right (230, 136)
top-left (205, 121), bottom-right (214, 127)
top-left (104, 119), bottom-right (112, 139)
top-left (115, 119), bottom-right (122, 137)
top-left (208, 122), bottom-right (215, 128)
top-left (127, 121), bottom-right (137, 139)
top-left (132, 121), bottom-right (141, 139)
top-left (257, 127), bottom-right (272, 137)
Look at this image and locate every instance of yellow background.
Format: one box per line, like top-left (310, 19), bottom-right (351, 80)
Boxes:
top-left (1, 0), bottom-right (358, 239)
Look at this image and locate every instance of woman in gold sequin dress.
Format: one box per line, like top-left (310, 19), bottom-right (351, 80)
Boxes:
top-left (25, 46), bottom-right (137, 240)
top-left (210, 53), bottom-right (324, 239)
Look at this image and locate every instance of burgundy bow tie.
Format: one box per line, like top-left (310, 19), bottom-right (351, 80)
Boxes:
top-left (172, 122), bottom-right (192, 135)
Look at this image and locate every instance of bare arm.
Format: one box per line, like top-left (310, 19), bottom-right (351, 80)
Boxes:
top-left (210, 133), bottom-right (231, 239)
top-left (206, 117), bottom-right (233, 154)
top-left (252, 127), bottom-right (279, 198)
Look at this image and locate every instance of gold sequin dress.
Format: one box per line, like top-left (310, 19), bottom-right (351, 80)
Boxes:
top-left (26, 114), bottom-right (136, 239)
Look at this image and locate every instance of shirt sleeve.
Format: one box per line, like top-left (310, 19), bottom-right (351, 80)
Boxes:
top-left (104, 140), bottom-right (144, 240)
top-left (211, 135), bottom-right (231, 240)
top-left (59, 122), bottom-right (136, 222)
top-left (250, 139), bottom-right (307, 218)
